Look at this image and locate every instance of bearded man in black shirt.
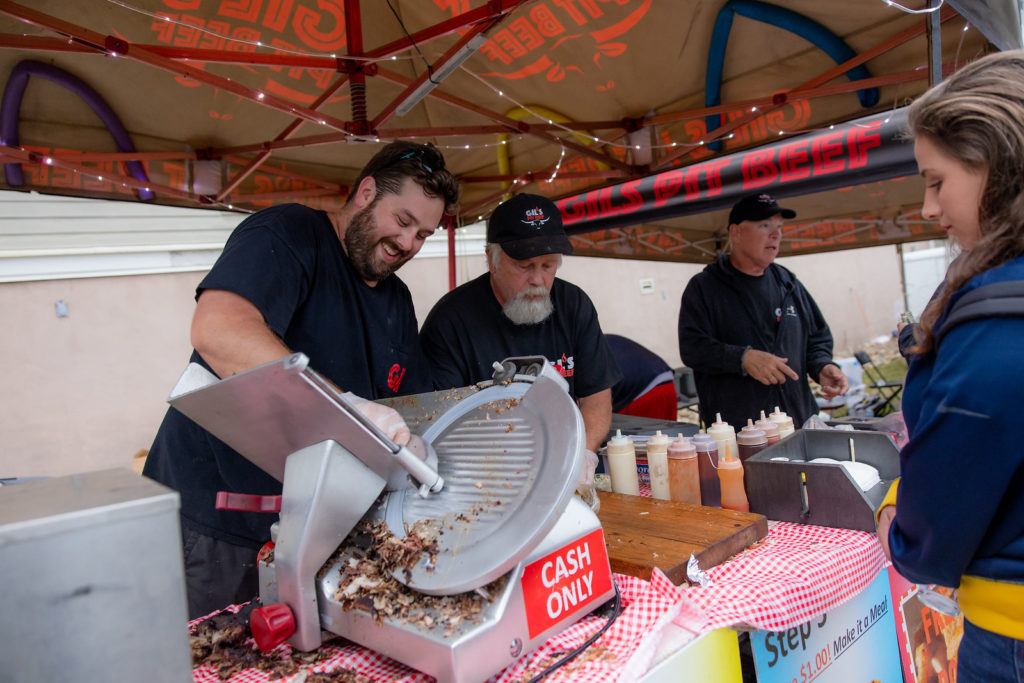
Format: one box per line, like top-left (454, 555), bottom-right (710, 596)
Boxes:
top-left (144, 142), bottom-right (460, 619)
top-left (421, 193), bottom-right (621, 464)
top-left (678, 193), bottom-right (848, 430)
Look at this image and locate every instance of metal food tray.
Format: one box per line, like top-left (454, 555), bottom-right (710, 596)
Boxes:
top-left (743, 429), bottom-right (900, 531)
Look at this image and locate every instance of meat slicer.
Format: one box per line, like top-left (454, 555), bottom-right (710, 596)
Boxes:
top-left (168, 354), bottom-right (615, 683)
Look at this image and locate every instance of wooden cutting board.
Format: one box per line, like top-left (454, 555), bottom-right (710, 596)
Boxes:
top-left (596, 491), bottom-right (768, 585)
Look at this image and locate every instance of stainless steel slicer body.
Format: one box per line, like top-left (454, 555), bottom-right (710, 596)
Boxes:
top-left (169, 354), bottom-right (615, 683)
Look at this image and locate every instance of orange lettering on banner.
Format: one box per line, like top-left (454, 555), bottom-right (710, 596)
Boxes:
top-left (293, 1), bottom-right (345, 52)
top-left (81, 161), bottom-right (116, 193)
top-left (220, 0), bottom-right (263, 24)
top-left (552, 0), bottom-right (589, 25)
top-left (151, 14), bottom-right (177, 41)
top-left (509, 16), bottom-right (544, 50)
top-left (475, 0), bottom-right (652, 88)
top-left (765, 99), bottom-right (811, 134)
top-left (200, 21), bottom-right (230, 49)
top-left (263, 0), bottom-right (292, 33)
top-left (172, 15), bottom-right (204, 48)
top-left (226, 27), bottom-right (259, 52)
top-left (493, 28), bottom-right (528, 59)
top-left (531, 5), bottom-right (565, 35)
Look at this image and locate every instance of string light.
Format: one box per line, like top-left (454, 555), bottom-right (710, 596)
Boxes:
top-left (546, 146), bottom-right (566, 183)
top-left (882, 0), bottom-right (944, 13)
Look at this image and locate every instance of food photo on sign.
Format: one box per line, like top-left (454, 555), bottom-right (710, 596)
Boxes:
top-left (888, 570), bottom-right (963, 683)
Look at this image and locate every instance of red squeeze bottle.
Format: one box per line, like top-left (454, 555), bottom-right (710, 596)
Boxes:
top-left (737, 419), bottom-right (768, 462)
top-left (717, 444), bottom-right (750, 512)
top-left (667, 434), bottom-right (701, 505)
top-left (691, 430), bottom-right (720, 508)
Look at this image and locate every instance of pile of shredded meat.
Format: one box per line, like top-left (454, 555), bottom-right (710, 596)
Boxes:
top-left (331, 519), bottom-right (505, 638)
top-left (189, 603), bottom-right (371, 681)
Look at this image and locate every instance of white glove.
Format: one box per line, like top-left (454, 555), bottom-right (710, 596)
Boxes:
top-left (576, 449), bottom-right (600, 513)
top-left (342, 392), bottom-right (410, 446)
top-left (578, 448), bottom-right (598, 488)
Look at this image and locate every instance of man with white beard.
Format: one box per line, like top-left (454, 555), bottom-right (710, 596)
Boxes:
top-left (420, 193), bottom-right (620, 456)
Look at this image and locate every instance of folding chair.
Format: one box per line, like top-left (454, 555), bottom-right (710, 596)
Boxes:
top-left (853, 351), bottom-right (903, 416)
top-left (673, 366), bottom-right (699, 412)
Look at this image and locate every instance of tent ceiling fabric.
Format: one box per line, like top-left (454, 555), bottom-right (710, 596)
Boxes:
top-left (0, 0), bottom-right (1011, 262)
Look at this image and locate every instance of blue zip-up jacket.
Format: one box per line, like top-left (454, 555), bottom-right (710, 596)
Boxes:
top-left (886, 253), bottom-right (1024, 639)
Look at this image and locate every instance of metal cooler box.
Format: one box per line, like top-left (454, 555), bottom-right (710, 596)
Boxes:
top-left (0, 468), bottom-right (191, 682)
top-left (744, 429), bottom-right (900, 532)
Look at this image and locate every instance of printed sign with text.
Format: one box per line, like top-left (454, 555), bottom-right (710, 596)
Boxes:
top-left (751, 567), bottom-right (904, 683)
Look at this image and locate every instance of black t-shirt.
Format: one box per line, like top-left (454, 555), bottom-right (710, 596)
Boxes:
top-left (143, 203), bottom-right (431, 546)
top-left (420, 273), bottom-right (622, 399)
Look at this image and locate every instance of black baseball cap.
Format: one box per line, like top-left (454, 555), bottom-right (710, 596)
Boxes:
top-left (728, 193), bottom-right (796, 225)
top-left (487, 193), bottom-right (574, 260)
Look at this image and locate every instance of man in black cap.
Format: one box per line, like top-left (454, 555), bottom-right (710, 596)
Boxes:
top-left (678, 192), bottom-right (848, 430)
top-left (420, 193), bottom-right (621, 456)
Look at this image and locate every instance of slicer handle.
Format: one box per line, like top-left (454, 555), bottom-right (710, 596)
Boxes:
top-left (250, 603), bottom-right (295, 652)
top-left (215, 491), bottom-right (282, 513)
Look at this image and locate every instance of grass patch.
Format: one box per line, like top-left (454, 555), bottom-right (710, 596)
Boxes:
top-left (874, 358), bottom-right (908, 384)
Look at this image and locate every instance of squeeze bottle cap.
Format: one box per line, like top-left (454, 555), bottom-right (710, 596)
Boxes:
top-left (708, 413), bottom-right (735, 437)
top-left (719, 443), bottom-right (741, 468)
top-left (667, 433), bottom-right (695, 458)
top-left (737, 419), bottom-right (768, 445)
top-left (647, 430), bottom-right (670, 446)
top-left (769, 406), bottom-right (793, 426)
top-left (754, 411), bottom-right (780, 437)
top-left (607, 428), bottom-right (630, 447)
top-left (690, 430), bottom-right (717, 450)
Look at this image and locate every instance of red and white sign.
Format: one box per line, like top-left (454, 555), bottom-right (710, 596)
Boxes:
top-left (520, 528), bottom-right (613, 639)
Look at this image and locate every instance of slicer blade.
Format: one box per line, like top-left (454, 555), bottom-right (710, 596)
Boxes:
top-left (375, 375), bottom-right (585, 595)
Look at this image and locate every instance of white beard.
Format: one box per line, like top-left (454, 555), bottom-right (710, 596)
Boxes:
top-left (502, 286), bottom-right (553, 325)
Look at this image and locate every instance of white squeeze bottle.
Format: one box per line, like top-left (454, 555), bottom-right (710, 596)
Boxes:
top-left (769, 405), bottom-right (795, 438)
top-left (606, 429), bottom-right (640, 495)
top-left (646, 430), bottom-right (671, 500)
top-left (707, 413), bottom-right (739, 468)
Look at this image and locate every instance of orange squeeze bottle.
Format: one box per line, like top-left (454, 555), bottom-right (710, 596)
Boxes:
top-left (717, 444), bottom-right (750, 512)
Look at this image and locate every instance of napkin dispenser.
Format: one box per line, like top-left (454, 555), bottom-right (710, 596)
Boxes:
top-left (743, 430), bottom-right (900, 532)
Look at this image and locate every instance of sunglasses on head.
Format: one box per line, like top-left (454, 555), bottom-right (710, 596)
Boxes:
top-left (393, 147), bottom-right (439, 174)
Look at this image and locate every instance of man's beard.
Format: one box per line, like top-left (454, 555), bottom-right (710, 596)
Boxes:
top-left (344, 203), bottom-right (412, 282)
top-left (502, 286), bottom-right (553, 325)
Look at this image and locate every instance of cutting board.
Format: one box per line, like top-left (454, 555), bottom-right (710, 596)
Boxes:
top-left (596, 491), bottom-right (768, 585)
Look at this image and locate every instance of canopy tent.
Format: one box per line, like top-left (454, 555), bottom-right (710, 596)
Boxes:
top-left (0, 0), bottom-right (1018, 263)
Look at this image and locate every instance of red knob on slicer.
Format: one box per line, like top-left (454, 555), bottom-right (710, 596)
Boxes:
top-left (250, 603), bottom-right (295, 652)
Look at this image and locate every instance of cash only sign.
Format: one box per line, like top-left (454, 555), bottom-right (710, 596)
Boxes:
top-left (520, 528), bottom-right (613, 639)
top-left (751, 568), bottom-right (904, 683)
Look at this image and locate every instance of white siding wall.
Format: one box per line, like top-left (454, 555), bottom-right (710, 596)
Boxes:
top-left (0, 191), bottom-right (908, 478)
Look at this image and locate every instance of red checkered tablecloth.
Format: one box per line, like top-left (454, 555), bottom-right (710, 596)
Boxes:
top-left (190, 523), bottom-right (885, 683)
top-left (670, 521), bottom-right (888, 633)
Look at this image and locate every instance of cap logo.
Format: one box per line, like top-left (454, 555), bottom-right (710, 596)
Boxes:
top-left (521, 206), bottom-right (550, 229)
top-left (758, 193), bottom-right (774, 203)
